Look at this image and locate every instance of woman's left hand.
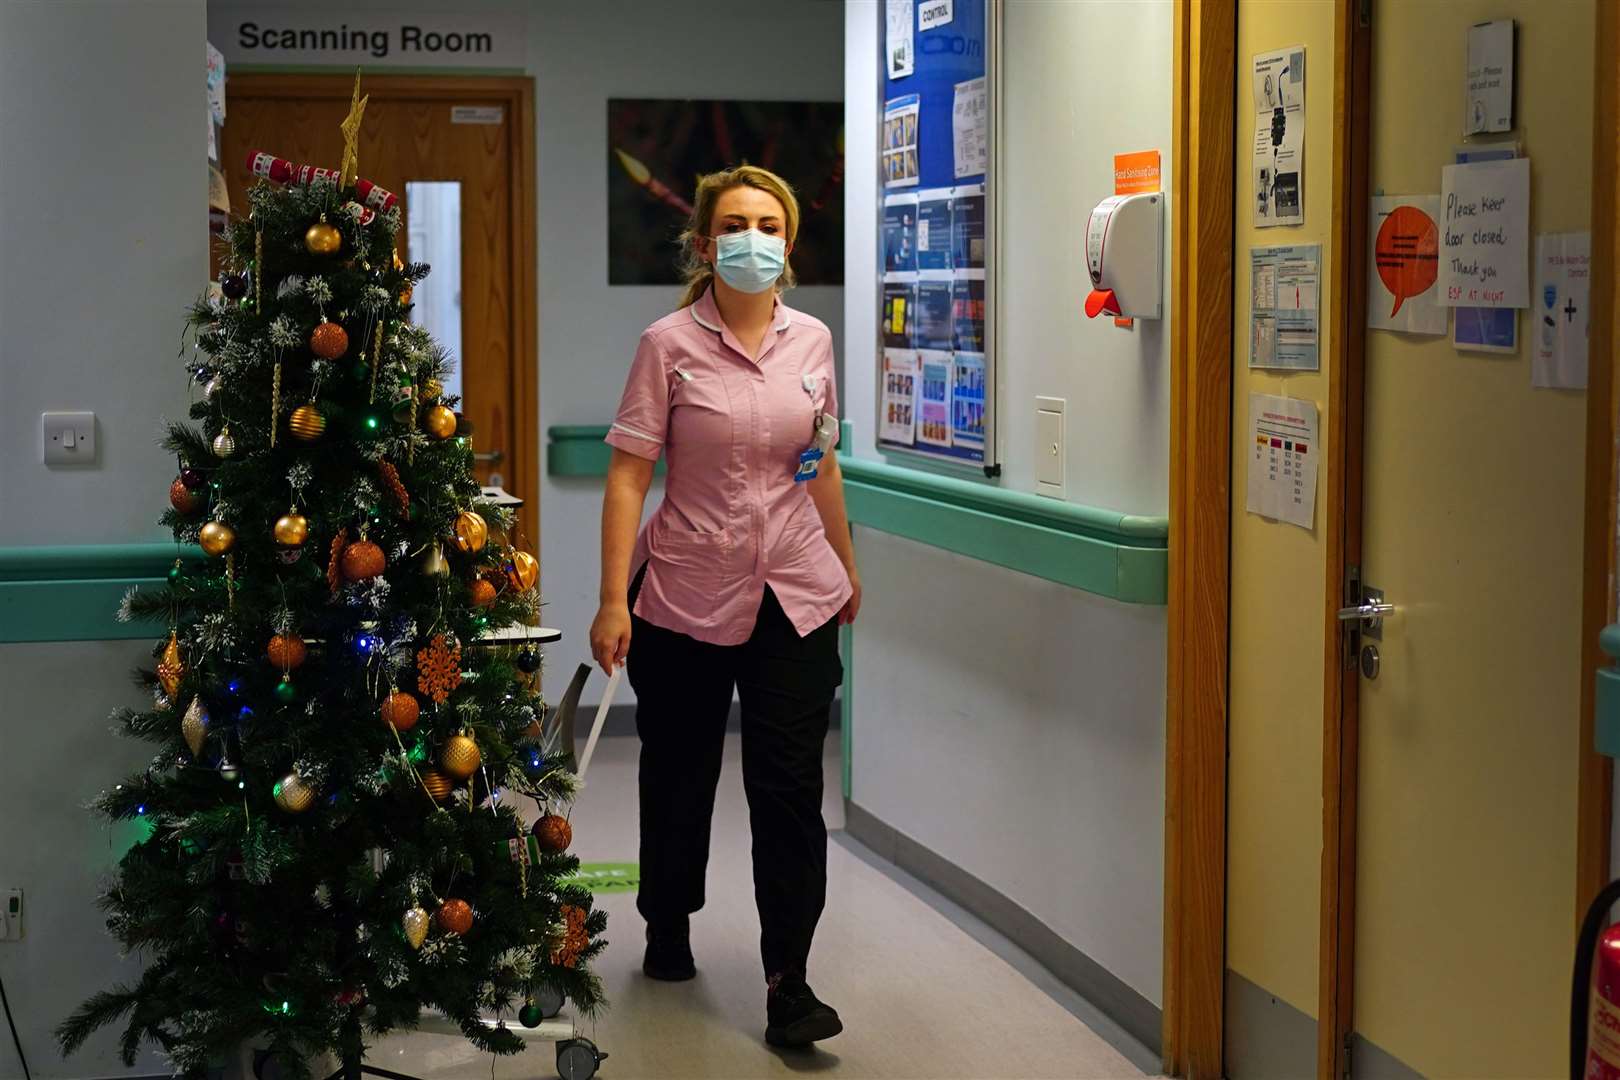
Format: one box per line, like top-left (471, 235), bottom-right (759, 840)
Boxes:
top-left (840, 566), bottom-right (862, 625)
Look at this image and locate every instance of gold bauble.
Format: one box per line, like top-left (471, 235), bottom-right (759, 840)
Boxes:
top-left (423, 404), bottom-right (457, 440)
top-left (419, 766), bottom-right (454, 802)
top-left (274, 772), bottom-right (317, 813)
top-left (421, 542), bottom-right (450, 577)
top-left (157, 631), bottom-right (185, 700)
top-left (440, 734), bottom-right (482, 781)
top-left (273, 510), bottom-right (310, 547)
top-left (212, 428), bottom-right (237, 459)
top-left (288, 404), bottom-right (327, 442)
top-left (469, 578), bottom-right (498, 608)
top-left (452, 511), bottom-right (488, 554)
top-left (304, 220), bottom-right (342, 256)
top-left (199, 520), bottom-right (237, 557)
top-left (422, 378), bottom-right (443, 402)
top-left (506, 550), bottom-right (539, 593)
top-left (182, 696), bottom-right (210, 755)
top-left (402, 906), bottom-right (430, 950)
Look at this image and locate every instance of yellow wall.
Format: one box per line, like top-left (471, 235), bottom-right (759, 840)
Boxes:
top-left (1225, 0), bottom-right (1339, 1017)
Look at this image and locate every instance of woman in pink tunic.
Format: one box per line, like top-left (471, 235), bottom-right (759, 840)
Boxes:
top-left (590, 165), bottom-right (860, 1050)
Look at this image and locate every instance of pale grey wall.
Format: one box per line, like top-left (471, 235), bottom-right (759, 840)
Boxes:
top-left (842, 0), bottom-right (1171, 1006)
top-left (0, 2), bottom-right (205, 1076)
top-left (0, 0), bottom-right (203, 546)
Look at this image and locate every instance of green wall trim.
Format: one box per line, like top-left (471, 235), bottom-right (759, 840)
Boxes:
top-left (0, 543), bottom-right (200, 643)
top-left (545, 424), bottom-right (1169, 604)
top-left (547, 426), bottom-right (664, 478)
top-left (840, 457), bottom-right (1167, 605)
top-left (1597, 624), bottom-right (1620, 757)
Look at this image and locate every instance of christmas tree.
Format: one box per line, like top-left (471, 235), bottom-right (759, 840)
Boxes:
top-left (57, 82), bottom-right (605, 1079)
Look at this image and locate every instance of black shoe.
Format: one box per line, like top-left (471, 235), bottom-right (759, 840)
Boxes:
top-left (764, 973), bottom-right (843, 1048)
top-left (642, 919), bottom-right (695, 981)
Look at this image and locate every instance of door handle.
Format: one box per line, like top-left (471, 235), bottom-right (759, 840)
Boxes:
top-left (1337, 586), bottom-right (1393, 641)
top-left (473, 450), bottom-right (503, 464)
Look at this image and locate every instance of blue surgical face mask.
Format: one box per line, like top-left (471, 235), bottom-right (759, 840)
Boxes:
top-left (712, 229), bottom-right (786, 294)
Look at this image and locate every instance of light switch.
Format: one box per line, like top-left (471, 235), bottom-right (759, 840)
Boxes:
top-left (1035, 396), bottom-right (1065, 498)
top-left (42, 411), bottom-right (97, 466)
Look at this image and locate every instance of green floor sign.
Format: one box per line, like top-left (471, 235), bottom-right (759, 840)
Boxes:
top-left (564, 862), bottom-right (640, 894)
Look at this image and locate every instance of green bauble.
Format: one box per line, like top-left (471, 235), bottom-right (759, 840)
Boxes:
top-left (518, 1002), bottom-right (544, 1028)
top-left (274, 676), bottom-right (298, 704)
top-left (168, 562), bottom-right (184, 583)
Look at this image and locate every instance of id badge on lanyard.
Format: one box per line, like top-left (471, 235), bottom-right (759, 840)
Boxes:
top-left (795, 412), bottom-right (836, 482)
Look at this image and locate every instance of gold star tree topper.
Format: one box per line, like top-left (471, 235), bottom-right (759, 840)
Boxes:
top-left (337, 70), bottom-right (368, 189)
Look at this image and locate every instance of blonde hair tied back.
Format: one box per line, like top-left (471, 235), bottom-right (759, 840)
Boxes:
top-left (676, 164), bottom-right (800, 311)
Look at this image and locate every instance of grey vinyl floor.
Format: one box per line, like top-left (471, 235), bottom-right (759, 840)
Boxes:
top-left (365, 734), bottom-right (1151, 1079)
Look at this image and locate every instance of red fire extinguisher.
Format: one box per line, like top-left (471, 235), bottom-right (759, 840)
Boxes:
top-left (1573, 879), bottom-right (1620, 1078)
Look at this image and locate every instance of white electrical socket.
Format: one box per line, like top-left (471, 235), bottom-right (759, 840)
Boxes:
top-left (42, 411), bottom-right (97, 466)
top-left (0, 889), bottom-right (19, 941)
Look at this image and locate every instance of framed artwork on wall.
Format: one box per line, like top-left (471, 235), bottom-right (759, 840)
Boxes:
top-left (606, 98), bottom-right (845, 286)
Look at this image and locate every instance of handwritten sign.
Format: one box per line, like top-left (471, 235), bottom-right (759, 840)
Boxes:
top-left (1439, 158), bottom-right (1529, 308)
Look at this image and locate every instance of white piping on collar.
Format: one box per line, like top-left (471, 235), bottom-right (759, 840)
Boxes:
top-left (690, 305), bottom-right (723, 333)
top-left (689, 293), bottom-right (791, 334)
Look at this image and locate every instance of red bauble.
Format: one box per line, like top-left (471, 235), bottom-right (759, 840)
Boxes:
top-left (381, 690), bottom-right (419, 731)
top-left (341, 540), bottom-right (386, 582)
top-left (170, 477), bottom-right (204, 516)
top-left (531, 813), bottom-right (573, 853)
top-left (436, 898), bottom-right (474, 936)
top-left (309, 321), bottom-right (349, 360)
top-left (266, 633), bottom-right (307, 671)
top-left (470, 578), bottom-right (498, 608)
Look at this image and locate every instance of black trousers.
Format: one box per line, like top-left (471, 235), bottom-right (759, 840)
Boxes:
top-left (627, 569), bottom-right (843, 979)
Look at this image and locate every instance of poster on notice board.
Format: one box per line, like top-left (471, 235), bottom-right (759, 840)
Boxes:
top-left (877, 0), bottom-right (993, 471)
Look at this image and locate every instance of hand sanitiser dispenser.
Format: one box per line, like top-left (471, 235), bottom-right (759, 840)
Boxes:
top-left (1083, 193), bottom-right (1163, 320)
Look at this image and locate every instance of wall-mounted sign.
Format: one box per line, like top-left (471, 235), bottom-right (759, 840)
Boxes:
top-left (209, 6), bottom-right (526, 69)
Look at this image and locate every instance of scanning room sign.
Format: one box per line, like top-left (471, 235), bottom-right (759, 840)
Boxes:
top-left (209, 5), bottom-right (526, 69)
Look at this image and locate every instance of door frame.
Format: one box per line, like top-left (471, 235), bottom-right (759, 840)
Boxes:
top-left (1318, 6), bottom-right (1620, 1077)
top-left (1163, 1), bottom-right (1237, 1074)
top-left (1578, 3), bottom-right (1620, 929)
top-left (224, 73), bottom-right (540, 549)
top-left (1316, 1), bottom-right (1372, 1076)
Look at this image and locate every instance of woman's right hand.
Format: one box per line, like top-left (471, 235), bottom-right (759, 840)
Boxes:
top-left (590, 601), bottom-right (632, 676)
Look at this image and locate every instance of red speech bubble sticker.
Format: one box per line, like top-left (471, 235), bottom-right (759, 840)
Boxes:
top-left (1374, 204), bottom-right (1439, 316)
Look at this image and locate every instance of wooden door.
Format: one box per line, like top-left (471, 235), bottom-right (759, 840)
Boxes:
top-left (1334, 2), bottom-right (1596, 1075)
top-left (219, 75), bottom-right (538, 548)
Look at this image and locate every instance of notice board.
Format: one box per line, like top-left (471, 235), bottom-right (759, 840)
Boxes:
top-left (878, 0), bottom-right (997, 473)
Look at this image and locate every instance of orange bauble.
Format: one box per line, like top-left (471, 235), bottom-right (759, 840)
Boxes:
top-left (532, 813), bottom-right (573, 853)
top-left (341, 540), bottom-right (386, 582)
top-left (436, 898), bottom-right (474, 936)
top-left (381, 690), bottom-right (419, 731)
top-left (170, 477), bottom-right (204, 516)
top-left (309, 321), bottom-right (349, 360)
top-left (266, 634), bottom-right (307, 671)
top-left (470, 578), bottom-right (497, 608)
